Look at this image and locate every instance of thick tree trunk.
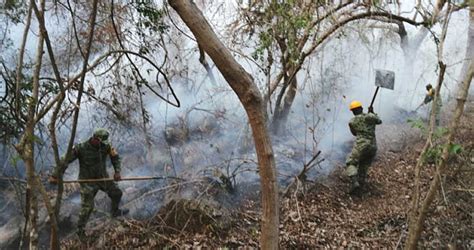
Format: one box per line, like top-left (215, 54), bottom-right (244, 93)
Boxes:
top-left (168, 1), bottom-right (279, 248)
top-left (455, 3), bottom-right (473, 97)
top-left (272, 77), bottom-right (297, 135)
top-left (399, 0), bottom-right (446, 87)
top-left (400, 27), bottom-right (429, 84)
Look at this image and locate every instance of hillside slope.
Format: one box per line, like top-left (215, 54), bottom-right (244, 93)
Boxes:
top-left (63, 102), bottom-right (473, 248)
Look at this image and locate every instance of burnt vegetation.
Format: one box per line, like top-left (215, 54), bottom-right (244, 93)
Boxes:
top-left (0, 0), bottom-right (473, 249)
top-left (54, 102), bottom-right (473, 249)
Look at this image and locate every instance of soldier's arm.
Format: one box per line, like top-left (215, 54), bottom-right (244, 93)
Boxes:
top-left (423, 94), bottom-right (433, 104)
top-left (368, 113), bottom-right (382, 125)
top-left (349, 123), bottom-right (357, 136)
top-left (52, 145), bottom-right (79, 178)
top-left (108, 145), bottom-right (121, 173)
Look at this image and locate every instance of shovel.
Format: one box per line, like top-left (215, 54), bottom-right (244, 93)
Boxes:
top-left (369, 69), bottom-right (395, 109)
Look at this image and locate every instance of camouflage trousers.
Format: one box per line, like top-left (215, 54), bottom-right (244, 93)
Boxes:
top-left (345, 139), bottom-right (377, 185)
top-left (77, 181), bottom-right (122, 230)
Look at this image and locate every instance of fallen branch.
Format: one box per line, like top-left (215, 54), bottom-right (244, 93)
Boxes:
top-left (283, 151), bottom-right (324, 197)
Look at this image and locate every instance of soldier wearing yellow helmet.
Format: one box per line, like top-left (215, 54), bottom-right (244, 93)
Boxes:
top-left (417, 84), bottom-right (442, 125)
top-left (345, 101), bottom-right (382, 194)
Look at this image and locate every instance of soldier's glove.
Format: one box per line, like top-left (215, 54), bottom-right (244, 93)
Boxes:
top-left (113, 172), bottom-right (121, 181)
top-left (48, 176), bottom-right (58, 185)
top-left (368, 106), bottom-right (374, 114)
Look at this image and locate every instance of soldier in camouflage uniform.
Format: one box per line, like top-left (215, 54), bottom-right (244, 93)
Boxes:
top-left (49, 128), bottom-right (128, 239)
top-left (419, 84), bottom-right (442, 126)
top-left (345, 101), bottom-right (382, 194)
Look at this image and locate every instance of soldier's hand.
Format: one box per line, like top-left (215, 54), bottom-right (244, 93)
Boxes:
top-left (368, 106), bottom-right (374, 113)
top-left (114, 172), bottom-right (121, 181)
top-left (48, 176), bottom-right (58, 185)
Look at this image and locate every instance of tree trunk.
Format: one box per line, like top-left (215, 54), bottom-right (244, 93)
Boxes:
top-left (28, 191), bottom-right (39, 249)
top-left (400, 27), bottom-right (429, 85)
top-left (47, 1), bottom-right (99, 248)
top-left (272, 76), bottom-right (297, 135)
top-left (454, 2), bottom-right (473, 98)
top-left (405, 63), bottom-right (446, 250)
top-left (198, 44), bottom-right (217, 85)
top-left (168, 1), bottom-right (279, 248)
top-left (399, 0), bottom-right (446, 88)
top-left (405, 62), bottom-right (473, 250)
top-left (21, 0), bottom-right (45, 248)
top-left (405, 6), bottom-right (459, 248)
top-left (14, 1), bottom-right (32, 121)
top-left (35, 176), bottom-right (59, 250)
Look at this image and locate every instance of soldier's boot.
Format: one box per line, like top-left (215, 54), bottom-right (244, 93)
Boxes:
top-left (77, 206), bottom-right (92, 241)
top-left (358, 172), bottom-right (367, 188)
top-left (359, 178), bottom-right (366, 189)
top-left (349, 175), bottom-right (361, 194)
top-left (111, 199), bottom-right (129, 217)
top-left (112, 208), bottom-right (130, 217)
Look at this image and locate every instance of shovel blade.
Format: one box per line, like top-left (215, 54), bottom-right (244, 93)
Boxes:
top-left (375, 69), bottom-right (395, 90)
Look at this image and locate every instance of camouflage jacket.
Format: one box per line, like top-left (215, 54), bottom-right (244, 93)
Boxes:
top-left (349, 113), bottom-right (382, 143)
top-left (53, 139), bottom-right (121, 179)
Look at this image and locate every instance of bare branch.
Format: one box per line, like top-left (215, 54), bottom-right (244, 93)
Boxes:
top-left (15, 2), bottom-right (32, 122)
top-left (111, 0), bottom-right (180, 108)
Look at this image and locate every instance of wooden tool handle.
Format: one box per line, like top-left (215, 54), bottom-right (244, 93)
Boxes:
top-left (369, 86), bottom-right (380, 109)
top-left (62, 176), bottom-right (165, 183)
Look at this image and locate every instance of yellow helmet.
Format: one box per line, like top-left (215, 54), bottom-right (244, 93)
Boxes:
top-left (349, 100), bottom-right (362, 110)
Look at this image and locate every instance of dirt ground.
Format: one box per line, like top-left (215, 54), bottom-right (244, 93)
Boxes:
top-left (63, 102), bottom-right (473, 249)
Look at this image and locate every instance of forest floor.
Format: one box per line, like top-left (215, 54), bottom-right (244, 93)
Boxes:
top-left (62, 102), bottom-right (473, 249)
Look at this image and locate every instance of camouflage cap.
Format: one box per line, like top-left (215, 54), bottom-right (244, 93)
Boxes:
top-left (93, 128), bottom-right (109, 141)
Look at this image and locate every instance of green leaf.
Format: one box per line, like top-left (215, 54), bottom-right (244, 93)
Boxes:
top-left (448, 144), bottom-right (463, 154)
top-left (10, 154), bottom-right (22, 166)
top-left (407, 118), bottom-right (426, 131)
top-left (28, 134), bottom-right (44, 144)
top-left (434, 127), bottom-right (448, 138)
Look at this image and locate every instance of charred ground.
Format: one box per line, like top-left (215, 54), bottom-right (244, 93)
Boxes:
top-left (31, 102), bottom-right (474, 248)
